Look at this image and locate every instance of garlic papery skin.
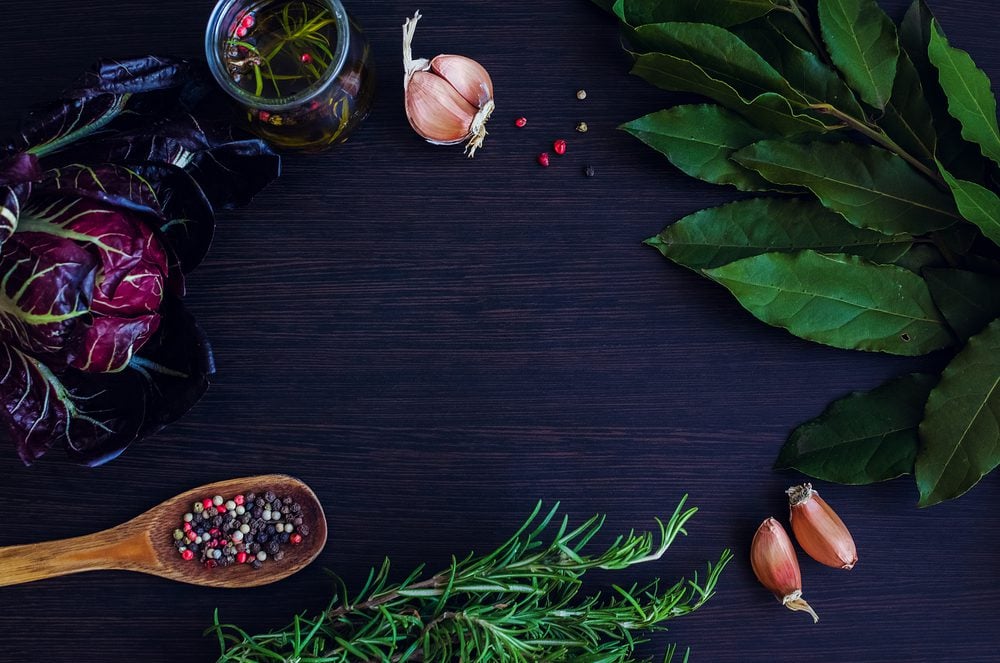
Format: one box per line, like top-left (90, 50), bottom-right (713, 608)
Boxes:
top-left (402, 11), bottom-right (495, 157)
top-left (787, 483), bottom-right (858, 570)
top-left (751, 517), bottom-right (819, 623)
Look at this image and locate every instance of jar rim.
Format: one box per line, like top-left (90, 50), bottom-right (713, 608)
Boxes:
top-left (204, 0), bottom-right (350, 111)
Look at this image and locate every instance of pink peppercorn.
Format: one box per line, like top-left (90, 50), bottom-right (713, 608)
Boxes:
top-left (202, 498), bottom-right (213, 510)
top-left (300, 53), bottom-right (312, 64)
top-left (537, 152), bottom-right (550, 167)
top-left (290, 533), bottom-right (303, 545)
top-left (234, 495), bottom-right (245, 506)
top-left (181, 550), bottom-right (194, 561)
top-left (514, 117), bottom-right (527, 128)
top-left (553, 139), bottom-right (567, 155)
top-left (237, 552), bottom-right (248, 564)
top-left (241, 14), bottom-right (255, 28)
top-left (235, 26), bottom-right (248, 38)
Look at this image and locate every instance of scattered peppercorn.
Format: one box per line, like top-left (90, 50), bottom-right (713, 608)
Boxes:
top-left (537, 152), bottom-right (550, 167)
top-left (515, 116), bottom-right (528, 128)
top-left (171, 489), bottom-right (310, 570)
top-left (553, 139), bottom-right (567, 156)
top-left (576, 121), bottom-right (588, 133)
top-left (584, 165), bottom-right (595, 177)
top-left (576, 89), bottom-right (587, 100)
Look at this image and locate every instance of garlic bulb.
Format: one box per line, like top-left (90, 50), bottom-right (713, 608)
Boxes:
top-left (751, 517), bottom-right (819, 623)
top-left (402, 11), bottom-right (495, 157)
top-left (787, 483), bottom-right (858, 570)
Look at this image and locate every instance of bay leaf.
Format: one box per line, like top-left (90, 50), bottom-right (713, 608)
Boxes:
top-left (613, 0), bottom-right (779, 28)
top-left (927, 19), bottom-right (1000, 169)
top-left (733, 140), bottom-right (962, 235)
top-left (924, 268), bottom-right (1000, 341)
top-left (899, 1), bottom-right (987, 179)
top-left (630, 52), bottom-right (829, 135)
top-left (620, 106), bottom-right (774, 191)
top-left (916, 318), bottom-right (1000, 506)
top-left (703, 250), bottom-right (955, 355)
top-left (937, 163), bottom-right (1000, 247)
top-left (733, 17), bottom-right (865, 117)
top-left (632, 22), bottom-right (805, 104)
top-left (880, 50), bottom-right (937, 167)
top-left (776, 373), bottom-right (937, 484)
top-left (646, 198), bottom-right (913, 270)
top-left (818, 0), bottom-right (899, 109)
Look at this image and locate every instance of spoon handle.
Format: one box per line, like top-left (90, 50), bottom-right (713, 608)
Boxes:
top-left (0, 527), bottom-right (155, 587)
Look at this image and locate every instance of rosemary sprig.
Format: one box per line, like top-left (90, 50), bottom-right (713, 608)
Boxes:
top-left (209, 498), bottom-right (731, 662)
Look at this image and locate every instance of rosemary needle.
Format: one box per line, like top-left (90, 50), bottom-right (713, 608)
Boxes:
top-left (209, 498), bottom-right (731, 662)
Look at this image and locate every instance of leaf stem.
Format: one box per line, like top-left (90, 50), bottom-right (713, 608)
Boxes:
top-left (811, 104), bottom-right (947, 187)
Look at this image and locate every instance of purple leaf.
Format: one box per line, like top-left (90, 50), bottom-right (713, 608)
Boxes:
top-left (68, 313), bottom-right (161, 373)
top-left (0, 344), bottom-right (70, 464)
top-left (0, 232), bottom-right (96, 357)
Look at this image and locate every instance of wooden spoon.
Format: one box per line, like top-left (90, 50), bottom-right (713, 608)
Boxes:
top-left (0, 474), bottom-right (327, 588)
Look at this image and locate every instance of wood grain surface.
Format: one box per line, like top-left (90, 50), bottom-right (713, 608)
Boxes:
top-left (0, 1), bottom-right (997, 661)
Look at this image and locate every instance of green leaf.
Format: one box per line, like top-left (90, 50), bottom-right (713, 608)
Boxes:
top-left (817, 0), bottom-right (899, 109)
top-left (927, 19), bottom-right (1000, 168)
top-left (703, 250), bottom-right (954, 355)
top-left (937, 162), bottom-right (1000, 247)
top-left (880, 50), bottom-right (938, 167)
top-left (733, 140), bottom-right (961, 235)
top-left (645, 198), bottom-right (913, 270)
top-left (620, 106), bottom-right (774, 191)
top-left (733, 16), bottom-right (864, 117)
top-left (630, 52), bottom-right (829, 135)
top-left (614, 0), bottom-right (779, 28)
top-left (916, 318), bottom-right (1000, 506)
top-left (924, 268), bottom-right (1000, 341)
top-left (632, 22), bottom-right (805, 104)
top-left (776, 373), bottom-right (937, 484)
top-left (899, 1), bottom-right (987, 179)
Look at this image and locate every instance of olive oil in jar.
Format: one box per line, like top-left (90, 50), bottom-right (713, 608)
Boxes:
top-left (207, 0), bottom-right (374, 152)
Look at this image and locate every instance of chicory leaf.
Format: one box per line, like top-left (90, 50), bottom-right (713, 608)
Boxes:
top-left (69, 314), bottom-right (161, 374)
top-left (916, 318), bottom-right (1000, 506)
top-left (817, 0), bottom-right (899, 109)
top-left (646, 198), bottom-right (913, 270)
top-left (35, 163), bottom-right (163, 217)
top-left (776, 373), bottom-right (937, 484)
top-left (62, 297), bottom-right (214, 466)
top-left (0, 231), bottom-right (96, 357)
top-left (733, 140), bottom-right (962, 235)
top-left (0, 343), bottom-right (70, 464)
top-left (704, 250), bottom-right (955, 355)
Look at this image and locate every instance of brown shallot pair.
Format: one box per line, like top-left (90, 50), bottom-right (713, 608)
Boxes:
top-left (751, 483), bottom-right (857, 623)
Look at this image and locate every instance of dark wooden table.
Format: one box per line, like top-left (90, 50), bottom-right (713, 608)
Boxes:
top-left (1, 1), bottom-right (997, 661)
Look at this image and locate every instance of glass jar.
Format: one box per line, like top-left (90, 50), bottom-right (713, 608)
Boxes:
top-left (205, 0), bottom-right (375, 152)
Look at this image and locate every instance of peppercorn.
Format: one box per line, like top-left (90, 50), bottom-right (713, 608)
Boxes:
top-left (576, 121), bottom-right (588, 133)
top-left (300, 53), bottom-right (312, 64)
top-left (515, 117), bottom-right (528, 128)
top-left (584, 165), bottom-right (595, 177)
top-left (576, 89), bottom-right (587, 100)
top-left (193, 502), bottom-right (204, 514)
top-left (553, 139), bottom-right (567, 155)
top-left (537, 152), bottom-right (550, 167)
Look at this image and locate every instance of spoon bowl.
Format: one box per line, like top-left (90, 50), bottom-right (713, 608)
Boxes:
top-left (0, 475), bottom-right (327, 588)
